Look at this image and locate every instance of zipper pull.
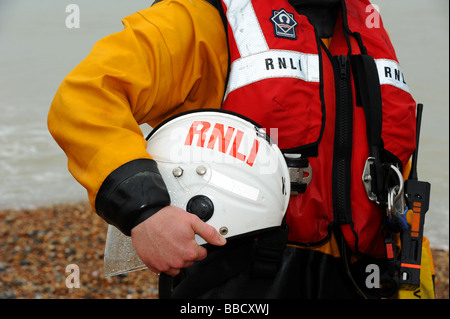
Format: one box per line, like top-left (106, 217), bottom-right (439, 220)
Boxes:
top-left (338, 55), bottom-right (348, 79)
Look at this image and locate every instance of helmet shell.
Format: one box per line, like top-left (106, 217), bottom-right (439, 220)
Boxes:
top-left (146, 109), bottom-right (290, 244)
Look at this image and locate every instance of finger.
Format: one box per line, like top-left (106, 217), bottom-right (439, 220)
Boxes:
top-left (164, 268), bottom-right (181, 277)
top-left (183, 260), bottom-right (195, 269)
top-left (191, 217), bottom-right (227, 246)
top-left (192, 244), bottom-right (208, 261)
top-left (162, 258), bottom-right (198, 277)
top-left (146, 264), bottom-right (162, 276)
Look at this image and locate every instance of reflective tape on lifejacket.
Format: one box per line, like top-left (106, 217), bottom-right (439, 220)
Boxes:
top-left (225, 50), bottom-right (320, 97)
top-left (222, 0), bottom-right (268, 56)
top-left (375, 58), bottom-right (411, 93)
top-left (222, 0), bottom-right (320, 98)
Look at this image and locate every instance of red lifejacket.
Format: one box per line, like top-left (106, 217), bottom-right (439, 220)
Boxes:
top-left (220, 0), bottom-right (416, 258)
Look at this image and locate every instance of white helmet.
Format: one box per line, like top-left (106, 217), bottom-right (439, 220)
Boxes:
top-left (146, 109), bottom-right (290, 245)
top-left (103, 109), bottom-right (290, 276)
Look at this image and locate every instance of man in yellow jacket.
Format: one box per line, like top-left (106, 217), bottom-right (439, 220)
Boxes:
top-left (49, 0), bottom-right (230, 278)
top-left (48, 0), bottom-right (435, 298)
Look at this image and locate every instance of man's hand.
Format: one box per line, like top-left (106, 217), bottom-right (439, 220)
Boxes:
top-left (131, 205), bottom-right (226, 276)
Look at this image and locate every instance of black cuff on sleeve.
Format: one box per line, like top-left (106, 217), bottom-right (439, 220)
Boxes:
top-left (95, 159), bottom-right (171, 236)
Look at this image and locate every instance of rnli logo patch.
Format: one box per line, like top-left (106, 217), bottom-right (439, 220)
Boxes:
top-left (270, 8), bottom-right (298, 40)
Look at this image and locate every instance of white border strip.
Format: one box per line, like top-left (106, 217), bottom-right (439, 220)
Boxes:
top-left (375, 59), bottom-right (411, 93)
top-left (226, 50), bottom-right (320, 96)
top-left (222, 0), bottom-right (268, 57)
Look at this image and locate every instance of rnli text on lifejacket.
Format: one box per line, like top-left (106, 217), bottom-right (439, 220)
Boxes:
top-left (384, 66), bottom-right (407, 84)
top-left (265, 57), bottom-right (302, 71)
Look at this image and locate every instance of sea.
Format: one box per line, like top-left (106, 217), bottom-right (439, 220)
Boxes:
top-left (0, 0), bottom-right (448, 250)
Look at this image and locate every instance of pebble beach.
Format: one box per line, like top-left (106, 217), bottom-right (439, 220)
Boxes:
top-left (0, 201), bottom-right (448, 299)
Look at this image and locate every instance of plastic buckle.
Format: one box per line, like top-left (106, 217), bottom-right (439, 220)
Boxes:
top-left (288, 164), bottom-right (312, 195)
top-left (284, 154), bottom-right (312, 195)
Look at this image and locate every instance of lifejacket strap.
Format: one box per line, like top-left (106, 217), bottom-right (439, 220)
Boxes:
top-left (351, 53), bottom-right (399, 207)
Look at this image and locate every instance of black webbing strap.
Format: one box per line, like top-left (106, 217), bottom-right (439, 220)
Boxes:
top-left (351, 54), bottom-right (385, 201)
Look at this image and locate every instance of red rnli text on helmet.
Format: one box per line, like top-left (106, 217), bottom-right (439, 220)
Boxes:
top-left (184, 121), bottom-right (260, 167)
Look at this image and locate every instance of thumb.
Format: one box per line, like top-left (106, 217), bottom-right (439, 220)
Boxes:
top-left (191, 218), bottom-right (227, 246)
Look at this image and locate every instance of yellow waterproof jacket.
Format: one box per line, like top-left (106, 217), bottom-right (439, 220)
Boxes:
top-left (48, 0), bottom-right (228, 210)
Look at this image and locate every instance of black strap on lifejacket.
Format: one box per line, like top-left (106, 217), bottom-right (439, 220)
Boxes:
top-left (351, 54), bottom-right (387, 201)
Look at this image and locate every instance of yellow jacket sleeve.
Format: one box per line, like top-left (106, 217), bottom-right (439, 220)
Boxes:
top-left (48, 0), bottom-right (228, 210)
